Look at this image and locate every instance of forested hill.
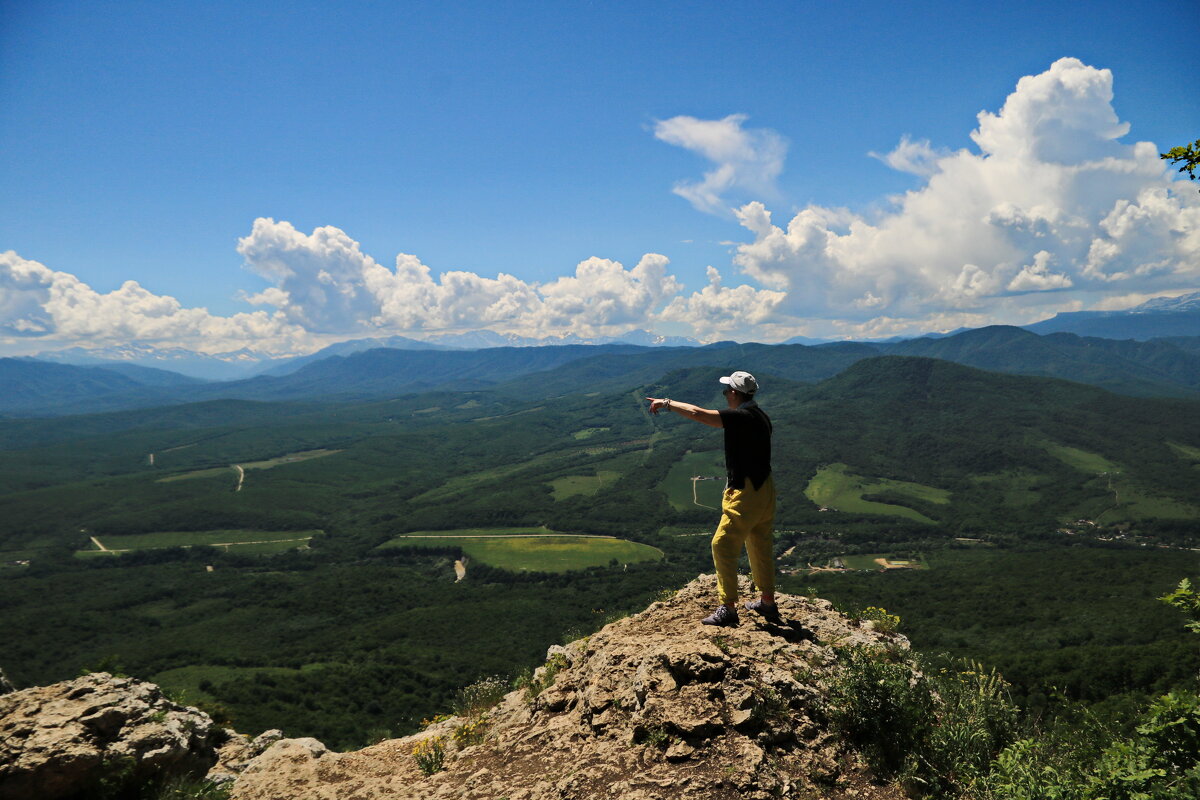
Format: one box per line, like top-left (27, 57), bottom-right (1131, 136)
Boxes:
top-left (7, 326), bottom-right (1200, 417)
top-left (883, 325), bottom-right (1200, 397)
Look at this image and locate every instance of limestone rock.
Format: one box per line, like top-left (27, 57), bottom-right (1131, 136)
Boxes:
top-left (232, 575), bottom-right (910, 800)
top-left (0, 672), bottom-right (222, 800)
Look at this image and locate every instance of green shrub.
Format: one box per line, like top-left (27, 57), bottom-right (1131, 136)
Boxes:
top-left (920, 662), bottom-right (1019, 795)
top-left (150, 776), bottom-right (231, 800)
top-left (828, 645), bottom-right (934, 779)
top-left (977, 737), bottom-right (1087, 800)
top-left (829, 648), bottom-right (1022, 797)
top-left (1084, 691), bottom-right (1200, 800)
top-left (860, 605), bottom-right (901, 633)
top-left (452, 715), bottom-right (490, 748)
top-left (750, 687), bottom-right (791, 725)
top-left (412, 736), bottom-right (446, 776)
top-left (452, 676), bottom-right (508, 719)
top-left (524, 653), bottom-right (569, 702)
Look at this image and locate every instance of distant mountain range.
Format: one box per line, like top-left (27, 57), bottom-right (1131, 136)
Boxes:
top-left (1023, 290), bottom-right (1200, 339)
top-left (27, 329), bottom-right (702, 380)
top-left (6, 326), bottom-right (1200, 418)
top-left (27, 344), bottom-right (276, 381)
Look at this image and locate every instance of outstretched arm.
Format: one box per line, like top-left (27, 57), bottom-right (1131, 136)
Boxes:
top-left (646, 397), bottom-right (723, 428)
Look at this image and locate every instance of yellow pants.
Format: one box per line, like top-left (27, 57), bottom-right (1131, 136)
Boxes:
top-left (712, 474), bottom-right (776, 605)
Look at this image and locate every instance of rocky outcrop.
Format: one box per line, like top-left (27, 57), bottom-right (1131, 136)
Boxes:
top-left (231, 575), bottom-right (910, 800)
top-left (0, 672), bottom-right (224, 800)
top-left (209, 728), bottom-right (285, 785)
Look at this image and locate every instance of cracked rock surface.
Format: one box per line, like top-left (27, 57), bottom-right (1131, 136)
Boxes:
top-left (0, 672), bottom-right (224, 800)
top-left (232, 575), bottom-right (910, 800)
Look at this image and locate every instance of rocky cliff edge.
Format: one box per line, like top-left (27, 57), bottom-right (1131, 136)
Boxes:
top-left (231, 575), bottom-right (909, 800)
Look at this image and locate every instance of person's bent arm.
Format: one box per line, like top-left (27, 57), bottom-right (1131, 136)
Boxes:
top-left (646, 397), bottom-right (723, 428)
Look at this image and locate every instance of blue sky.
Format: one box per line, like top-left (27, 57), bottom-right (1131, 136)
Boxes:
top-left (2, 0), bottom-right (1198, 355)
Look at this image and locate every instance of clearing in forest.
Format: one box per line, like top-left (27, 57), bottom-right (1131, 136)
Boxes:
top-left (661, 450), bottom-right (726, 511)
top-left (1167, 441), bottom-right (1200, 466)
top-left (804, 463), bottom-right (948, 524)
top-left (377, 528), bottom-right (662, 572)
top-left (1040, 442), bottom-right (1118, 474)
top-left (836, 552), bottom-right (930, 571)
top-left (156, 449), bottom-right (341, 483)
top-left (549, 470), bottom-right (622, 500)
top-left (79, 529), bottom-right (320, 556)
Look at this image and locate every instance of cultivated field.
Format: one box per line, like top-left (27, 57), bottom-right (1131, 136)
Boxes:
top-left (549, 470), bottom-right (622, 500)
top-left (804, 463), bottom-right (948, 524)
top-left (837, 552), bottom-right (930, 571)
top-left (661, 450), bottom-right (726, 511)
top-left (377, 528), bottom-right (662, 572)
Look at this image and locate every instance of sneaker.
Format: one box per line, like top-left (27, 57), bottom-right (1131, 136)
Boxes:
top-left (701, 605), bottom-right (739, 627)
top-left (744, 598), bottom-right (782, 622)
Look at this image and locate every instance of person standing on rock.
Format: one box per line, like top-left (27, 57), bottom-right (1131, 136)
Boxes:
top-left (647, 371), bottom-right (779, 627)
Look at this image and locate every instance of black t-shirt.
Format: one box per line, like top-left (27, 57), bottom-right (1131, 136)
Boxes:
top-left (718, 401), bottom-right (773, 490)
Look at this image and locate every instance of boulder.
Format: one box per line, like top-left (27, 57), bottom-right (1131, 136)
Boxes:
top-left (0, 672), bottom-right (222, 800)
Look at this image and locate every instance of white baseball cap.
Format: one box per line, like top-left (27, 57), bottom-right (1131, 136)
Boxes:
top-left (719, 371), bottom-right (759, 395)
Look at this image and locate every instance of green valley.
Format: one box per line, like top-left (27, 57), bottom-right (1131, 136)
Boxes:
top-left (2, 353), bottom-right (1198, 751)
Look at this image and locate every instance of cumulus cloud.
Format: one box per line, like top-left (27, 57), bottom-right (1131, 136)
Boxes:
top-left (654, 114), bottom-right (788, 216)
top-left (0, 250), bottom-right (311, 354)
top-left (660, 266), bottom-right (787, 338)
top-left (723, 57), bottom-right (1200, 337)
top-left (1, 221), bottom-right (775, 355)
top-left (235, 218), bottom-right (691, 339)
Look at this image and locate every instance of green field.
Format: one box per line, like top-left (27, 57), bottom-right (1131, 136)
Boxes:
top-left (661, 450), bottom-right (726, 511)
top-left (837, 552), bottom-right (930, 571)
top-left (804, 463), bottom-right (947, 524)
top-left (1094, 483), bottom-right (1200, 523)
top-left (410, 450), bottom-right (569, 503)
top-left (156, 466), bottom-right (235, 483)
top-left (81, 529), bottom-right (320, 555)
top-left (1041, 442), bottom-right (1119, 473)
top-left (386, 526), bottom-right (553, 537)
top-left (572, 427), bottom-right (610, 440)
top-left (156, 449), bottom-right (341, 483)
top-left (549, 470), bottom-right (622, 500)
top-left (377, 530), bottom-right (662, 572)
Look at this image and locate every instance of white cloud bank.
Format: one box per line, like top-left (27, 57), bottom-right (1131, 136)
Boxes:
top-left (715, 57), bottom-right (1200, 338)
top-left (0, 250), bottom-right (313, 355)
top-left (236, 217), bottom-right (692, 338)
top-left (3, 57), bottom-right (1197, 355)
